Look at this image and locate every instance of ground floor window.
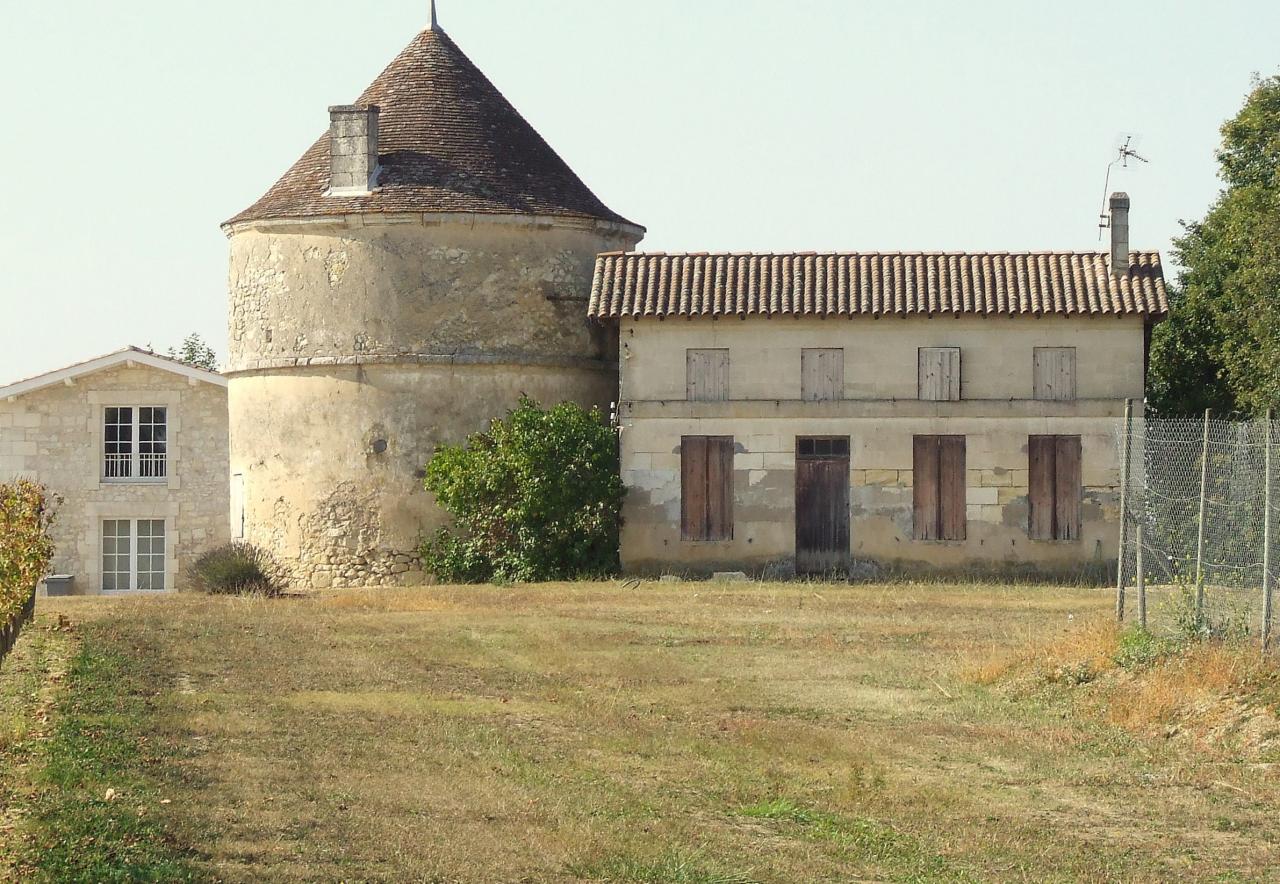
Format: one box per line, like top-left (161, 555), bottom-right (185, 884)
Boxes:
top-left (913, 436), bottom-right (967, 541)
top-left (681, 436), bottom-right (734, 541)
top-left (1028, 435), bottom-right (1082, 541)
top-left (102, 519), bottom-right (167, 591)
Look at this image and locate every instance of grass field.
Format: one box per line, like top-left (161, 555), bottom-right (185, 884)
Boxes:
top-left (1, 582), bottom-right (1278, 882)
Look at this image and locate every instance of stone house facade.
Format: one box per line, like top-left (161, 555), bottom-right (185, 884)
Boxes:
top-left (590, 200), bottom-right (1169, 578)
top-left (0, 348), bottom-right (229, 594)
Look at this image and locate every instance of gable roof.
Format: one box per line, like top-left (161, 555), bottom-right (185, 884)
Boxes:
top-left (225, 27), bottom-right (638, 230)
top-left (0, 347), bottom-right (226, 401)
top-left (589, 251), bottom-right (1169, 320)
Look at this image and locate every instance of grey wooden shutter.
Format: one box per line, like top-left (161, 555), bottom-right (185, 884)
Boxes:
top-left (919, 348), bottom-right (960, 401)
top-left (802, 349), bottom-right (844, 401)
top-left (687, 349), bottom-right (730, 402)
top-left (1033, 347), bottom-right (1077, 401)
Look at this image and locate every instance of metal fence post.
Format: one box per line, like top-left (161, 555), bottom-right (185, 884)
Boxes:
top-left (1116, 398), bottom-right (1133, 622)
top-left (1136, 521), bottom-right (1146, 629)
top-left (1195, 408), bottom-right (1211, 619)
top-left (1264, 409), bottom-right (1274, 653)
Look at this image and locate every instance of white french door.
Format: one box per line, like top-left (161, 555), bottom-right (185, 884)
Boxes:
top-left (101, 519), bottom-right (167, 591)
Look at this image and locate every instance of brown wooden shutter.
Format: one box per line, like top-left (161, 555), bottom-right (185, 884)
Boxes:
top-left (1028, 436), bottom-right (1055, 540)
top-left (913, 436), bottom-right (940, 540)
top-left (687, 350), bottom-right (729, 402)
top-left (802, 349), bottom-right (844, 401)
top-left (939, 436), bottom-right (967, 541)
top-left (681, 436), bottom-right (733, 541)
top-left (1033, 348), bottom-right (1077, 401)
top-left (681, 436), bottom-right (708, 540)
top-left (706, 437), bottom-right (734, 541)
top-left (1054, 435), bottom-right (1081, 541)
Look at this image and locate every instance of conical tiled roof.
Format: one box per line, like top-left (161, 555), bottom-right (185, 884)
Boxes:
top-left (225, 27), bottom-right (637, 228)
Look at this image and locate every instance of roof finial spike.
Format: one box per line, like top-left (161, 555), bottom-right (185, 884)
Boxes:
top-left (429, 0), bottom-right (439, 30)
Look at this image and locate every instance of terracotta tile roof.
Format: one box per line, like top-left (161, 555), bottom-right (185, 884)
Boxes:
top-left (225, 28), bottom-right (637, 229)
top-left (588, 251), bottom-right (1168, 319)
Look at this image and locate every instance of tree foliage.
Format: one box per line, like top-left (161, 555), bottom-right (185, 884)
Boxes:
top-left (167, 333), bottom-right (218, 372)
top-left (420, 397), bottom-right (625, 583)
top-left (0, 480), bottom-right (60, 623)
top-left (1149, 75), bottom-right (1280, 416)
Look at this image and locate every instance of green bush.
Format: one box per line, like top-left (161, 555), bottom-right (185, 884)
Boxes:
top-left (191, 542), bottom-right (283, 596)
top-left (420, 396), bottom-right (625, 583)
top-left (1114, 627), bottom-right (1176, 670)
top-left (0, 480), bottom-right (60, 623)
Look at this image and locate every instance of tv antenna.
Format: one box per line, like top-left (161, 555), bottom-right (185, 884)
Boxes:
top-left (1097, 135), bottom-right (1149, 239)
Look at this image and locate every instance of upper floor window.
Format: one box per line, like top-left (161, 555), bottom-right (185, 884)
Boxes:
top-left (801, 349), bottom-right (844, 401)
top-left (1032, 347), bottom-right (1077, 401)
top-left (104, 406), bottom-right (167, 481)
top-left (686, 349), bottom-right (729, 402)
top-left (918, 348), bottom-right (960, 401)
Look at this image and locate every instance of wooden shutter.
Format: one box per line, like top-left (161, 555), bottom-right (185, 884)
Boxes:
top-left (681, 436), bottom-right (708, 540)
top-left (706, 437), bottom-right (734, 541)
top-left (939, 436), bottom-right (967, 541)
top-left (802, 349), bottom-right (844, 402)
top-left (1033, 348), bottom-right (1077, 401)
top-left (913, 436), bottom-right (940, 540)
top-left (1028, 436), bottom-right (1056, 540)
top-left (687, 349), bottom-right (729, 402)
top-left (919, 348), bottom-right (960, 401)
top-left (1054, 436), bottom-right (1081, 541)
top-left (681, 436), bottom-right (733, 541)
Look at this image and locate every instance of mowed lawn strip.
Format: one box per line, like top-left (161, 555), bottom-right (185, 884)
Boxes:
top-left (0, 612), bottom-right (202, 882)
top-left (10, 583), bottom-right (1279, 882)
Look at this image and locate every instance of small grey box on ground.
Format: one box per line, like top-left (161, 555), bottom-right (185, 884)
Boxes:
top-left (44, 575), bottom-right (74, 597)
top-left (712, 571), bottom-right (748, 582)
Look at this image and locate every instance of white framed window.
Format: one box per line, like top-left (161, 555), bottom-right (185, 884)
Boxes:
top-left (103, 406), bottom-right (167, 481)
top-left (101, 519), bottom-right (167, 591)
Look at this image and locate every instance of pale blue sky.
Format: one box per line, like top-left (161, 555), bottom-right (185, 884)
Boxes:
top-left (1, 0), bottom-right (1276, 382)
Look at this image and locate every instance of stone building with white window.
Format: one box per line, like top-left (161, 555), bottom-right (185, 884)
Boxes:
top-left (0, 348), bottom-right (229, 594)
top-left (590, 195), bottom-right (1169, 579)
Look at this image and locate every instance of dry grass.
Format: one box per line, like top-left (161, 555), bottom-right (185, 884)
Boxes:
top-left (3, 581), bottom-right (1279, 882)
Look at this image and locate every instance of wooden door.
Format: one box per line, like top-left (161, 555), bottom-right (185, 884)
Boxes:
top-left (795, 438), bottom-right (850, 574)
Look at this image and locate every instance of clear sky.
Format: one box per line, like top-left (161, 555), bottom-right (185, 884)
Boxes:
top-left (1, 0), bottom-right (1276, 383)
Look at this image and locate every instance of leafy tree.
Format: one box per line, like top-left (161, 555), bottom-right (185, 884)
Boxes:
top-left (420, 397), bottom-right (624, 583)
top-left (1149, 75), bottom-right (1280, 416)
top-left (0, 480), bottom-right (60, 624)
top-left (167, 333), bottom-right (218, 372)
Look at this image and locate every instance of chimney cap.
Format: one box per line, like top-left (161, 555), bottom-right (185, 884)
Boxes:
top-left (329, 104), bottom-right (380, 115)
top-left (1109, 191), bottom-right (1131, 208)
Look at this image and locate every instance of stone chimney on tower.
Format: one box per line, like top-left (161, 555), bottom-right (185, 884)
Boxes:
top-left (1109, 192), bottom-right (1130, 276)
top-left (327, 105), bottom-right (380, 196)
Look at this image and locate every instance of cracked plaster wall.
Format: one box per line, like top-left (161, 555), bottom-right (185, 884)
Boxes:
top-left (226, 215), bottom-right (639, 587)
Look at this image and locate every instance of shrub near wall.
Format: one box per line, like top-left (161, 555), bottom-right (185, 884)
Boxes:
top-left (0, 480), bottom-right (59, 659)
top-left (421, 397), bottom-right (625, 583)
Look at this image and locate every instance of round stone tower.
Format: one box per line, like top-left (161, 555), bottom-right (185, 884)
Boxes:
top-left (222, 20), bottom-right (643, 587)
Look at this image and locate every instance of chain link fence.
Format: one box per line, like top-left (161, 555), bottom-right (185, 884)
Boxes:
top-left (1115, 405), bottom-right (1277, 648)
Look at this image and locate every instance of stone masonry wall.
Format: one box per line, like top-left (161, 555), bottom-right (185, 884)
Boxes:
top-left (225, 213), bottom-right (641, 588)
top-left (617, 315), bottom-right (1143, 577)
top-left (0, 363), bottom-right (229, 593)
